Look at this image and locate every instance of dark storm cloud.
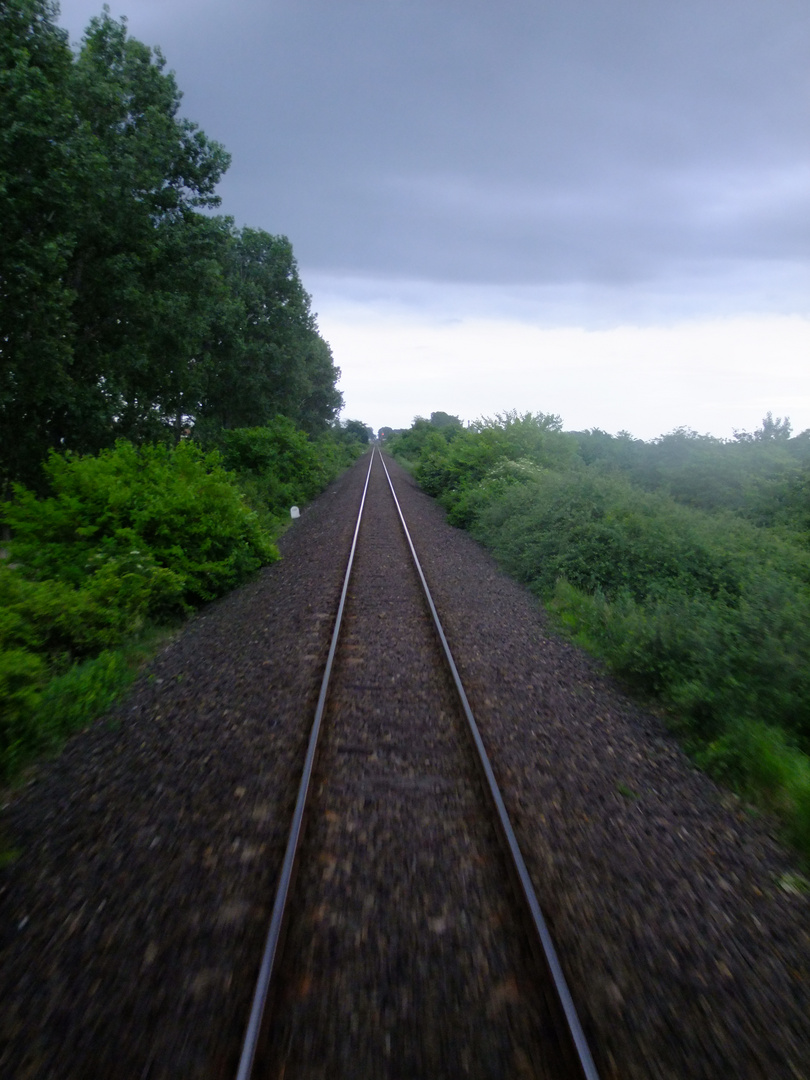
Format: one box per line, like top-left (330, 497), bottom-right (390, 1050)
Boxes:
top-left (58, 0), bottom-right (810, 309)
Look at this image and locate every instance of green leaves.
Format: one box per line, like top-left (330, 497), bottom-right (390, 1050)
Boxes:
top-left (71, 11), bottom-right (229, 215)
top-left (213, 418), bottom-right (362, 530)
top-left (197, 228), bottom-right (342, 435)
top-left (0, 438), bottom-right (280, 778)
top-left (393, 409), bottom-right (810, 857)
top-left (4, 440), bottom-right (277, 606)
top-left (0, 4), bottom-right (348, 781)
top-left (1, 4), bottom-right (341, 491)
top-left (0, 1), bottom-right (80, 489)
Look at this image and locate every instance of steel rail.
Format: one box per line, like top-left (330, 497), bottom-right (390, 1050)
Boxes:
top-left (235, 447), bottom-right (376, 1080)
top-left (378, 452), bottom-right (601, 1080)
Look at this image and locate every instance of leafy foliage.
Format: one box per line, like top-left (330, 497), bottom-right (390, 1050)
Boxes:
top-left (214, 418), bottom-right (364, 529)
top-left (0, 3), bottom-right (343, 492)
top-left (0, 2), bottom-right (369, 782)
top-left (393, 411), bottom-right (810, 858)
top-left (0, 440), bottom-right (278, 777)
top-left (5, 441), bottom-right (275, 605)
top-left (196, 230), bottom-right (342, 436)
top-left (0, 0), bottom-right (79, 489)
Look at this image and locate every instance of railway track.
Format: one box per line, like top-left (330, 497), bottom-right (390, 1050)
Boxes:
top-left (236, 448), bottom-right (600, 1080)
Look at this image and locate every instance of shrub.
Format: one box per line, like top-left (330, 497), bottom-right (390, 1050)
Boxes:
top-left (0, 646), bottom-right (47, 776)
top-left (216, 417), bottom-right (363, 527)
top-left (395, 412), bottom-right (810, 859)
top-left (3, 440), bottom-right (277, 609)
top-left (696, 720), bottom-right (810, 858)
top-left (0, 439), bottom-right (279, 778)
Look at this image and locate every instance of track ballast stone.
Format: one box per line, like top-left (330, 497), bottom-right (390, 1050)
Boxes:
top-left (259, 453), bottom-right (561, 1080)
top-left (0, 450), bottom-right (808, 1079)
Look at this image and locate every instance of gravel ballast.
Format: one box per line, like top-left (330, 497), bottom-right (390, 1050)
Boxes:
top-left (1, 450), bottom-right (808, 1079)
top-left (259, 452), bottom-right (561, 1080)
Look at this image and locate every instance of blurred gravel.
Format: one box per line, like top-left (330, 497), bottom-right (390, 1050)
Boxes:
top-left (0, 450), bottom-right (807, 1079)
top-left (259, 453), bottom-right (560, 1080)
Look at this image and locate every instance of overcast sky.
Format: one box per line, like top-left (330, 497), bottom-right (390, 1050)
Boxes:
top-left (56, 0), bottom-right (810, 438)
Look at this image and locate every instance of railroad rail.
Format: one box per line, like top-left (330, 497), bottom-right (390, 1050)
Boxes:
top-left (236, 447), bottom-right (600, 1080)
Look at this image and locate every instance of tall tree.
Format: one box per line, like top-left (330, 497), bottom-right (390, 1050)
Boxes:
top-left (198, 228), bottom-right (342, 433)
top-left (0, 5), bottom-right (231, 487)
top-left (295, 331), bottom-right (343, 436)
top-left (0, 0), bottom-right (78, 490)
top-left (1, 5), bottom-right (343, 488)
top-left (64, 10), bottom-right (230, 449)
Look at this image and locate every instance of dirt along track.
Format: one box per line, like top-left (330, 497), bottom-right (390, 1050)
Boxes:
top-left (1, 450), bottom-right (809, 1079)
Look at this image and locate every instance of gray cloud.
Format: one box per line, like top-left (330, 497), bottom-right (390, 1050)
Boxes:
top-left (57, 0), bottom-right (810, 315)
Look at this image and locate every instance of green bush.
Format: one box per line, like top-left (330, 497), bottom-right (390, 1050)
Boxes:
top-left (412, 411), bottom-right (576, 504)
top-left (478, 473), bottom-right (732, 599)
top-left (216, 417), bottom-right (363, 527)
top-left (0, 646), bottom-right (47, 775)
top-left (695, 720), bottom-right (810, 856)
top-left (417, 426), bottom-right (512, 497)
top-left (388, 416), bottom-right (452, 464)
top-left (0, 423), bottom-right (366, 781)
top-left (0, 438), bottom-right (280, 778)
top-left (394, 412), bottom-right (810, 860)
top-left (36, 650), bottom-right (133, 744)
top-left (4, 440), bottom-right (277, 608)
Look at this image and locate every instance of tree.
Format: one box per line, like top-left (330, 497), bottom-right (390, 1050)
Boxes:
top-left (198, 228), bottom-right (341, 434)
top-left (295, 332), bottom-right (343, 436)
top-left (0, 0), bottom-right (79, 491)
top-left (0, 5), bottom-right (231, 488)
top-left (340, 419), bottom-right (373, 444)
top-left (0, 5), bottom-right (343, 487)
top-left (429, 411), bottom-right (461, 429)
top-left (63, 10), bottom-right (230, 449)
top-left (734, 413), bottom-right (793, 444)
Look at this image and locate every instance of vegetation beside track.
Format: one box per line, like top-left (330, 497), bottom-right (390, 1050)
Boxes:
top-left (0, 423), bottom-right (366, 782)
top-left (0, 3), bottom-right (373, 782)
top-left (390, 411), bottom-right (810, 860)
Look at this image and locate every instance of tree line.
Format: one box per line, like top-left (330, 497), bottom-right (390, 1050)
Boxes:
top-left (1, 0), bottom-right (343, 492)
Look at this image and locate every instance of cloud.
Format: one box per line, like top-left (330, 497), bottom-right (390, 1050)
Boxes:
top-left (54, 0), bottom-right (810, 437)
top-left (56, 1), bottom-right (810, 300)
top-left (204, 0), bottom-right (809, 314)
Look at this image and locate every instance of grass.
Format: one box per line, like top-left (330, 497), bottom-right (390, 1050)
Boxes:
top-left (616, 782), bottom-right (640, 800)
top-left (691, 718), bottom-right (810, 862)
top-left (0, 838), bottom-right (19, 868)
top-left (0, 624), bottom-right (177, 783)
